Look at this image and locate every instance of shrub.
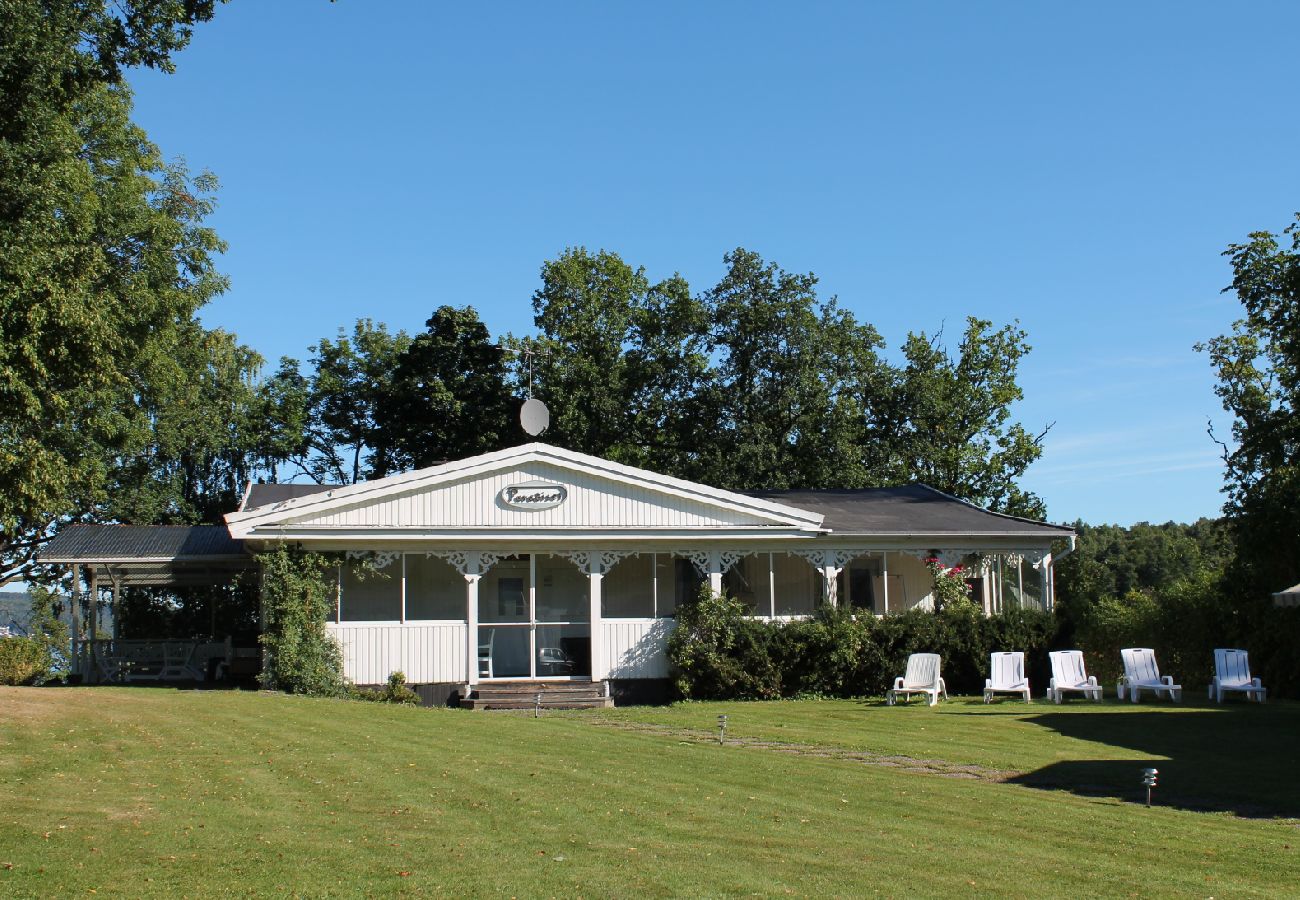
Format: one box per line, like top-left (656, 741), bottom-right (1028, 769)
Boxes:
top-left (257, 544), bottom-right (346, 697)
top-left (0, 637), bottom-right (51, 685)
top-left (351, 670), bottom-right (422, 705)
top-left (667, 585), bottom-right (781, 699)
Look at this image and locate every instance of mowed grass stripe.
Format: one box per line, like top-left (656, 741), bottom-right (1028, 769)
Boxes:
top-left (0, 688), bottom-right (1296, 897)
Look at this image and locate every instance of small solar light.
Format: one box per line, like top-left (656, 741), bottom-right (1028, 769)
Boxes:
top-left (717, 714), bottom-right (728, 745)
top-left (534, 691), bottom-right (543, 718)
top-left (1141, 768), bottom-right (1159, 807)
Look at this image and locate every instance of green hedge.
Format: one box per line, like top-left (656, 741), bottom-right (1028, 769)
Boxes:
top-left (667, 588), bottom-right (1061, 700)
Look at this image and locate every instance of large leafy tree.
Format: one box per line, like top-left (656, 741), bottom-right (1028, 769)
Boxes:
top-left (1200, 214), bottom-right (1300, 595)
top-left (1, 1), bottom-right (228, 584)
top-left (880, 318), bottom-right (1048, 517)
top-left (526, 248), bottom-right (712, 472)
top-left (372, 305), bottom-right (516, 475)
top-left (292, 319), bottom-right (411, 485)
top-left (526, 247), bottom-right (1047, 511)
top-left (692, 249), bottom-right (889, 490)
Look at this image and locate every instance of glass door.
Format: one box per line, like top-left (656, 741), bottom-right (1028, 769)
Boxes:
top-left (477, 555), bottom-right (592, 679)
top-left (479, 558), bottom-right (531, 678)
top-left (535, 555), bottom-right (591, 678)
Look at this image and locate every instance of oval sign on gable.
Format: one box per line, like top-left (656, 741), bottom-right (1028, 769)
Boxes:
top-left (499, 481), bottom-right (568, 511)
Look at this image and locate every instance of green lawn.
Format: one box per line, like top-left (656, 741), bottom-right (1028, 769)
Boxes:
top-left (1, 688), bottom-right (1297, 897)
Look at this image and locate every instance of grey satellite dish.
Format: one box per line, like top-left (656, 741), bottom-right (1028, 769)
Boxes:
top-left (520, 398), bottom-right (550, 436)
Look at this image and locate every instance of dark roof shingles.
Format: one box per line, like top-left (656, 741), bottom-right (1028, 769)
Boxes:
top-left (744, 485), bottom-right (1072, 536)
top-left (39, 525), bottom-right (245, 562)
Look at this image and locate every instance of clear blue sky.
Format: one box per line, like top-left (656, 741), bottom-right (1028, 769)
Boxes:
top-left (125, 1), bottom-right (1300, 526)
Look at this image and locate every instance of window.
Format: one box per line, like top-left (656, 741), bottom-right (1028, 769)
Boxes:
top-left (772, 553), bottom-right (819, 616)
top-left (405, 554), bottom-right (463, 620)
top-left (339, 559), bottom-right (401, 621)
top-left (603, 555), bottom-right (655, 618)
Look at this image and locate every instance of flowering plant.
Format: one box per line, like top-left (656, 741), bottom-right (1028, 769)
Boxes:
top-left (924, 556), bottom-right (976, 612)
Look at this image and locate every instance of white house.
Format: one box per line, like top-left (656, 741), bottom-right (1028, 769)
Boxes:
top-left (221, 442), bottom-right (1073, 703)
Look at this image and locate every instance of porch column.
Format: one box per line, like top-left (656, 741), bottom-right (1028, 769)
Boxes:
top-left (69, 563), bottom-right (82, 678)
top-left (465, 573), bottom-right (481, 687)
top-left (821, 554), bottom-right (847, 607)
top-left (588, 567), bottom-right (604, 681)
top-left (881, 553), bottom-right (890, 615)
top-left (87, 566), bottom-right (99, 682)
top-left (707, 553), bottom-right (723, 596)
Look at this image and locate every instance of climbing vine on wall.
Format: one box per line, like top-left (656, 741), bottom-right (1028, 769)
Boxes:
top-left (257, 544), bottom-right (345, 697)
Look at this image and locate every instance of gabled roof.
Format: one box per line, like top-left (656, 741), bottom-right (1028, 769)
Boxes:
top-left (743, 485), bottom-right (1074, 538)
top-left (225, 442), bottom-right (825, 538)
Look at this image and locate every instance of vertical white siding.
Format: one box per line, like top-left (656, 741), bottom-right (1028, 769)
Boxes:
top-left (291, 462), bottom-right (773, 529)
top-left (603, 618), bottom-right (674, 679)
top-left (328, 623), bottom-right (467, 685)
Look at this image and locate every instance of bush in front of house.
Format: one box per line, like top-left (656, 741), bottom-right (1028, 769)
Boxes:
top-left (351, 670), bottom-right (422, 705)
top-left (0, 636), bottom-right (53, 685)
top-left (257, 544), bottom-right (347, 697)
top-left (667, 590), bottom-right (1061, 700)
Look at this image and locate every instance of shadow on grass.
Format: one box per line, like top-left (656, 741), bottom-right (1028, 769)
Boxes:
top-left (1003, 704), bottom-right (1300, 819)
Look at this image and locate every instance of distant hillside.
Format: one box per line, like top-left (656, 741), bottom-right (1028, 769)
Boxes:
top-left (0, 591), bottom-right (31, 632)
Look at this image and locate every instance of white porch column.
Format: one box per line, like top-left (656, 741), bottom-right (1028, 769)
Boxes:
top-left (708, 552), bottom-right (723, 596)
top-left (588, 567), bottom-right (604, 681)
top-left (881, 553), bottom-right (890, 615)
top-left (465, 573), bottom-right (481, 686)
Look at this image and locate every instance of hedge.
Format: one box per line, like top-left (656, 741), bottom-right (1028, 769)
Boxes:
top-left (667, 588), bottom-right (1062, 700)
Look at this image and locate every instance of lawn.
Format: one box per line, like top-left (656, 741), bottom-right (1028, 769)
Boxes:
top-left (1, 687), bottom-right (1297, 897)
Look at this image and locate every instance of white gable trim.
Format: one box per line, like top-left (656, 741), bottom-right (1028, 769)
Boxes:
top-left (225, 443), bottom-right (824, 538)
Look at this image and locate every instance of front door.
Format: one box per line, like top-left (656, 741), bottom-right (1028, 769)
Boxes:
top-left (478, 555), bottom-right (591, 679)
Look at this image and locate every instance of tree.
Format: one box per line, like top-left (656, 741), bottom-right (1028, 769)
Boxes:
top-left (1200, 213), bottom-right (1300, 595)
top-left (373, 305), bottom-right (516, 475)
top-left (879, 319), bottom-right (1048, 517)
top-left (527, 248), bottom-right (712, 472)
top-left (1, 2), bottom-right (226, 584)
top-left (525, 247), bottom-right (1049, 509)
top-left (692, 249), bottom-right (889, 490)
top-left (295, 319), bottom-right (410, 485)
top-left (106, 328), bottom-right (305, 526)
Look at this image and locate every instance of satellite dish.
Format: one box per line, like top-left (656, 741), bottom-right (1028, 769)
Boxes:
top-left (520, 398), bottom-right (550, 436)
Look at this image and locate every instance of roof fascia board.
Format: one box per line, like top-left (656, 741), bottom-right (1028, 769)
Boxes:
top-left (240, 526), bottom-right (824, 543)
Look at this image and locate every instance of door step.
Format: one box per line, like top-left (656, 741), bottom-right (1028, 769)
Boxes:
top-left (461, 680), bottom-right (613, 710)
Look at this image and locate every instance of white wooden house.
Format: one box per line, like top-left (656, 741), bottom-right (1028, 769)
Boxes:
top-left (219, 443), bottom-right (1074, 701)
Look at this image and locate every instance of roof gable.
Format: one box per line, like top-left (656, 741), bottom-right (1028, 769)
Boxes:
top-left (226, 443), bottom-right (824, 538)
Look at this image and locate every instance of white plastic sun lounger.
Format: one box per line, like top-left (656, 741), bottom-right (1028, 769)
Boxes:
top-left (1209, 648), bottom-right (1266, 703)
top-left (1118, 648), bottom-right (1181, 703)
top-left (887, 653), bottom-right (947, 706)
top-left (1046, 650), bottom-right (1102, 703)
top-left (984, 651), bottom-right (1031, 703)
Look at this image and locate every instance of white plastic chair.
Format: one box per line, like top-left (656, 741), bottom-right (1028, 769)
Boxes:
top-left (887, 653), bottom-right (947, 706)
top-left (1047, 650), bottom-right (1102, 703)
top-left (477, 628), bottom-right (494, 679)
top-left (1118, 648), bottom-right (1181, 702)
top-left (984, 651), bottom-right (1031, 703)
top-left (1209, 648), bottom-right (1266, 703)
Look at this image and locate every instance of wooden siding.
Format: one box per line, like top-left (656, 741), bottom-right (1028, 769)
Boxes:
top-left (288, 463), bottom-right (775, 530)
top-left (328, 622), bottom-right (466, 685)
top-left (603, 618), bottom-right (674, 679)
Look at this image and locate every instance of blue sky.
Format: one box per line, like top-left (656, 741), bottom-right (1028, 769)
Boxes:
top-left (125, 1), bottom-right (1300, 526)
